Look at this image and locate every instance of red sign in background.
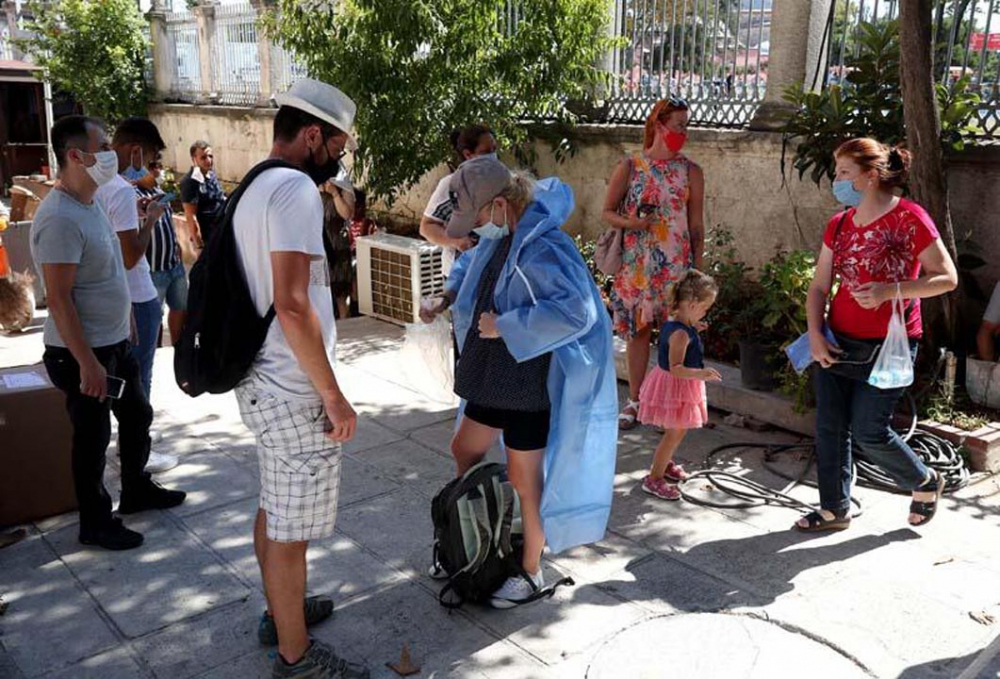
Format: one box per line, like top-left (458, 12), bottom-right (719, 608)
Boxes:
top-left (969, 32), bottom-right (1000, 51)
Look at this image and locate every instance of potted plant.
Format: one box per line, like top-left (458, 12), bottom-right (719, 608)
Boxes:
top-left (734, 250), bottom-right (816, 392)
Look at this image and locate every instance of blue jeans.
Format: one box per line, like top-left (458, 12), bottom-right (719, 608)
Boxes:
top-left (150, 261), bottom-right (188, 312)
top-left (132, 297), bottom-right (162, 399)
top-left (813, 365), bottom-right (931, 514)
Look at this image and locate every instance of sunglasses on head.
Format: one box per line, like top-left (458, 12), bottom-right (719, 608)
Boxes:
top-left (667, 97), bottom-right (689, 110)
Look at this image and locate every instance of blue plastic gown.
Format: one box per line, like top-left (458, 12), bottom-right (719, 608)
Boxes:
top-left (445, 178), bottom-right (618, 554)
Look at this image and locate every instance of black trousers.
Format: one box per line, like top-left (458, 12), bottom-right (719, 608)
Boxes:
top-left (43, 341), bottom-right (152, 533)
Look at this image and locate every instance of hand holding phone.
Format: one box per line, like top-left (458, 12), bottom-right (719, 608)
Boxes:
top-left (106, 376), bottom-right (126, 400)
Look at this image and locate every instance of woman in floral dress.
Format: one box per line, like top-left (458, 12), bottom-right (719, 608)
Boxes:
top-left (602, 98), bottom-right (705, 429)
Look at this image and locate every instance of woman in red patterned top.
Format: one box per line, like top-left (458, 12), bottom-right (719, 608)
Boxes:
top-left (796, 138), bottom-right (958, 533)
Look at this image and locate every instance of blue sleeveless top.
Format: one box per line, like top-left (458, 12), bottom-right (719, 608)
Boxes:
top-left (657, 321), bottom-right (704, 371)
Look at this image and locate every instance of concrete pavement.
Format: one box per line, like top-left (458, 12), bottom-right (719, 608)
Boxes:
top-left (1, 316), bottom-right (999, 678)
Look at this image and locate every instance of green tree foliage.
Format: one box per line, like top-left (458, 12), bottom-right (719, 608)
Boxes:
top-left (264, 0), bottom-right (615, 205)
top-left (782, 20), bottom-right (980, 186)
top-left (19, 0), bottom-right (149, 125)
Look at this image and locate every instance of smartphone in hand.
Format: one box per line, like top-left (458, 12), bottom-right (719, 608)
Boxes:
top-left (106, 376), bottom-right (126, 400)
top-left (637, 203), bottom-right (659, 219)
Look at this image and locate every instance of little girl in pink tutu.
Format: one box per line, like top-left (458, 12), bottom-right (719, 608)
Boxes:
top-left (638, 269), bottom-right (722, 501)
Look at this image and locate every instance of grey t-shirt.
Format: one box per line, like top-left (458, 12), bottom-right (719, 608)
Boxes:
top-left (30, 189), bottom-right (131, 349)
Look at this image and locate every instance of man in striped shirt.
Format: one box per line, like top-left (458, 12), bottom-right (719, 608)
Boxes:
top-left (134, 155), bottom-right (187, 345)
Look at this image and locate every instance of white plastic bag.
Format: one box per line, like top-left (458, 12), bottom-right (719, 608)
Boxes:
top-left (867, 287), bottom-right (914, 390)
top-left (401, 315), bottom-right (455, 403)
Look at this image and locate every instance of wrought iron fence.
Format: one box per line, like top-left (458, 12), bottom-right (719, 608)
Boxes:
top-left (150, 1), bottom-right (1000, 140)
top-left (603, 0), bottom-right (772, 127)
top-left (825, 0), bottom-right (1000, 138)
top-left (164, 10), bottom-right (202, 100)
top-left (210, 2), bottom-right (260, 105)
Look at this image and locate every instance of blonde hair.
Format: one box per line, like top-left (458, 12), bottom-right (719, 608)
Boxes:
top-left (498, 169), bottom-right (536, 215)
top-left (666, 269), bottom-right (718, 312)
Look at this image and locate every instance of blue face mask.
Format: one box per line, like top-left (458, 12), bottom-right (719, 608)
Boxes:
top-left (123, 147), bottom-right (148, 182)
top-left (123, 165), bottom-right (149, 182)
top-left (473, 203), bottom-right (510, 240)
top-left (832, 178), bottom-right (863, 207)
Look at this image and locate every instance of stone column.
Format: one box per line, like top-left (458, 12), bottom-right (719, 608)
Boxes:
top-left (250, 0), bottom-right (274, 106)
top-left (193, 0), bottom-right (219, 104)
top-left (146, 0), bottom-right (172, 101)
top-left (3, 1), bottom-right (20, 60)
top-left (749, 0), bottom-right (833, 131)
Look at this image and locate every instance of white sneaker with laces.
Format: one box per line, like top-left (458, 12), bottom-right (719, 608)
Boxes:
top-left (490, 570), bottom-right (545, 609)
top-left (145, 450), bottom-right (179, 474)
top-left (428, 556), bottom-right (448, 580)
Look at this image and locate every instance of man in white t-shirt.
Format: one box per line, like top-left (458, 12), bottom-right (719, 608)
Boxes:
top-left (418, 123), bottom-right (496, 274)
top-left (95, 117), bottom-right (178, 474)
top-left (231, 79), bottom-right (367, 679)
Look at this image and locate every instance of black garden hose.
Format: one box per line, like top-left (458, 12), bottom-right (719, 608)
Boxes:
top-left (679, 392), bottom-right (971, 514)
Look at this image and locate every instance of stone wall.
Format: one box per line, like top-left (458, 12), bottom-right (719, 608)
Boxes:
top-left (149, 103), bottom-right (999, 289)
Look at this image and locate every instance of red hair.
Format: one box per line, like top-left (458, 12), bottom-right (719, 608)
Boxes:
top-left (643, 99), bottom-right (689, 149)
top-left (834, 138), bottom-right (912, 189)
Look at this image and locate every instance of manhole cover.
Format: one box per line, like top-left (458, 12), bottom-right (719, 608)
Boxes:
top-left (587, 613), bottom-right (868, 679)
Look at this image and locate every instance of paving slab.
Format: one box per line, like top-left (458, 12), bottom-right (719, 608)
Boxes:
top-left (598, 553), bottom-right (760, 615)
top-left (338, 455), bottom-right (401, 507)
top-left (130, 596), bottom-right (264, 679)
top-left (765, 572), bottom-right (996, 678)
top-left (179, 497), bottom-right (406, 600)
top-left (0, 535), bottom-right (120, 677)
top-left (459, 570), bottom-right (649, 666)
top-left (207, 582), bottom-right (511, 679)
top-left (349, 438), bottom-right (454, 499)
top-left (335, 487), bottom-right (434, 576)
top-left (586, 613), bottom-right (867, 678)
top-left (44, 513), bottom-right (251, 639)
top-left (160, 450), bottom-right (260, 518)
top-left (343, 417), bottom-right (407, 456)
top-left (39, 647), bottom-right (151, 679)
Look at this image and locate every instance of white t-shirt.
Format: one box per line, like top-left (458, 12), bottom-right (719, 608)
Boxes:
top-left (423, 173), bottom-right (457, 275)
top-left (95, 175), bottom-right (159, 304)
top-left (233, 167), bottom-right (336, 402)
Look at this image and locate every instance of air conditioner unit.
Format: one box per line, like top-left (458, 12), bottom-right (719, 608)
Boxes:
top-left (356, 233), bottom-right (444, 325)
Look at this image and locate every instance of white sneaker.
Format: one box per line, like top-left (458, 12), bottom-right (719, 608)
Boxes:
top-left (490, 570), bottom-right (545, 609)
top-left (428, 558), bottom-right (448, 581)
top-left (145, 450), bottom-right (179, 474)
top-left (150, 429), bottom-right (164, 444)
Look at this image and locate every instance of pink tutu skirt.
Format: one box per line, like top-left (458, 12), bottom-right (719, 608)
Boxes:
top-left (637, 366), bottom-right (708, 430)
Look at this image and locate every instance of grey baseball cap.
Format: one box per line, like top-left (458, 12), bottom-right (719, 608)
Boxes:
top-left (445, 155), bottom-right (512, 238)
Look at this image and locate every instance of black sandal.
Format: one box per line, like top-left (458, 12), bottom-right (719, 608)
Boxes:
top-left (909, 470), bottom-right (946, 527)
top-left (794, 510), bottom-right (851, 533)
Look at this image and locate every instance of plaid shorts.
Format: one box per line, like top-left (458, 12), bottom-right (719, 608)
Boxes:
top-left (235, 379), bottom-right (342, 543)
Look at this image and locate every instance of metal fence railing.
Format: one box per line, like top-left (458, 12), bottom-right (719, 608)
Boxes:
top-left (603, 0), bottom-right (772, 127)
top-left (210, 2), bottom-right (260, 105)
top-left (825, 0), bottom-right (1000, 138)
top-left (164, 10), bottom-right (201, 100)
top-left (150, 1), bottom-right (1000, 140)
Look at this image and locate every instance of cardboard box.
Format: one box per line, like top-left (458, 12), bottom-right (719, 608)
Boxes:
top-left (0, 363), bottom-right (77, 526)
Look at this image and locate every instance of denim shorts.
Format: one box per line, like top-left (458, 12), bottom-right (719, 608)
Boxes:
top-left (150, 261), bottom-right (188, 312)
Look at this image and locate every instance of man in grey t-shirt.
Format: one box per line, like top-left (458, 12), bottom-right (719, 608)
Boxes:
top-left (31, 115), bottom-right (185, 551)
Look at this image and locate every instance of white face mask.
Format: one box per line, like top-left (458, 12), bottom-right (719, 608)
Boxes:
top-left (83, 150), bottom-right (120, 187)
top-left (473, 202), bottom-right (510, 240)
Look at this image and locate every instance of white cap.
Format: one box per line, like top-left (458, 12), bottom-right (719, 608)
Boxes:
top-left (329, 164), bottom-right (354, 194)
top-left (275, 78), bottom-right (359, 151)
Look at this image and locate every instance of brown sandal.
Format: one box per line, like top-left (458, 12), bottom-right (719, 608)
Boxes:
top-left (794, 510), bottom-right (851, 533)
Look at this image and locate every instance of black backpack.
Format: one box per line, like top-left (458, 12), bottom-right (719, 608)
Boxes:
top-left (430, 461), bottom-right (573, 608)
top-left (174, 159), bottom-right (301, 396)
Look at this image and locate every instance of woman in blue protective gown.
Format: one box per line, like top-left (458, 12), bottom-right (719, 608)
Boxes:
top-left (420, 155), bottom-right (618, 609)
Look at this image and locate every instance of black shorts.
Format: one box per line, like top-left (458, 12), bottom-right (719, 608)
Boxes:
top-left (463, 402), bottom-right (551, 451)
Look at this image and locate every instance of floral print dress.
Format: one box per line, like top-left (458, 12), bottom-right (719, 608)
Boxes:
top-left (610, 152), bottom-right (693, 338)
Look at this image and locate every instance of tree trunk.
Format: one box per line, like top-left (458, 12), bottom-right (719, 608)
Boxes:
top-left (898, 0), bottom-right (958, 347)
